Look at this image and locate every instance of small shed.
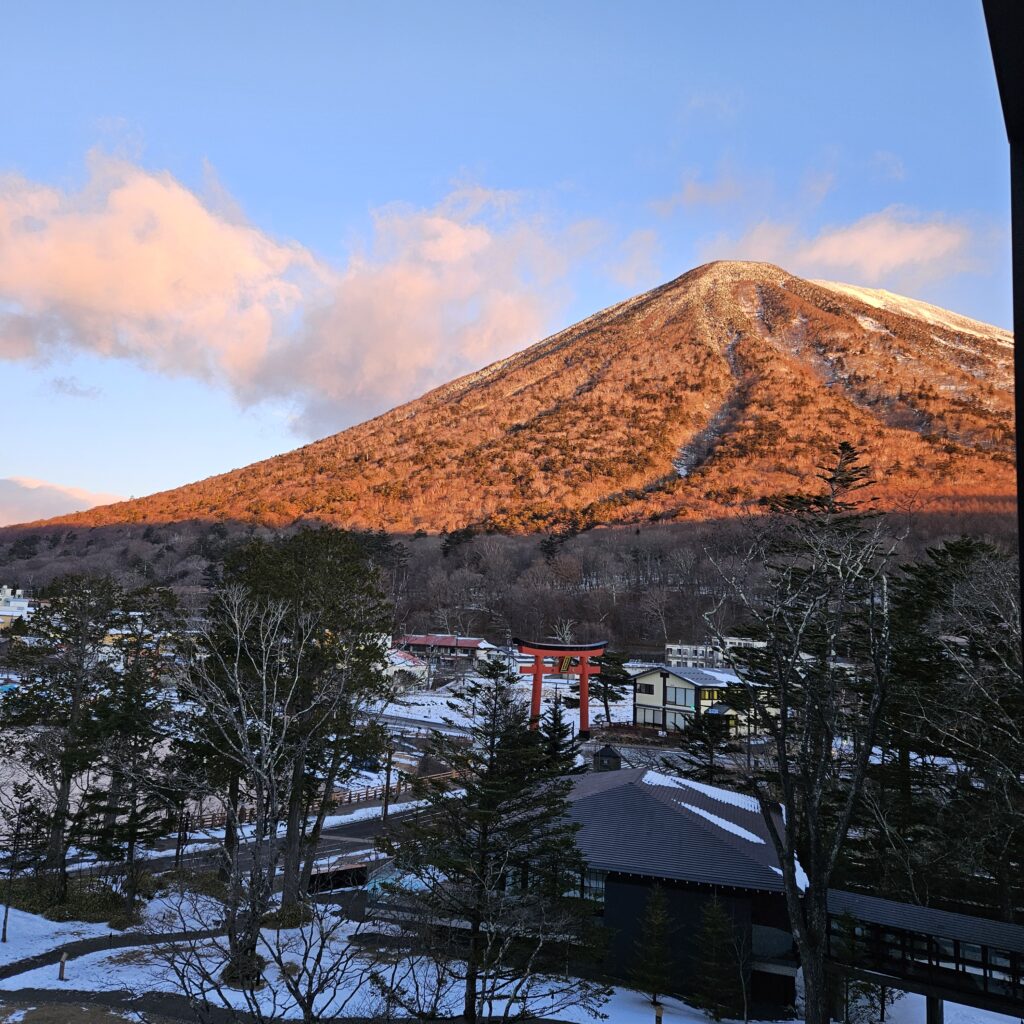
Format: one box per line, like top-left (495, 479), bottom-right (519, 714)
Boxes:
top-left (592, 744), bottom-right (622, 772)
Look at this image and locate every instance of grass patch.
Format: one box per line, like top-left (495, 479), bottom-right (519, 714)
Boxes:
top-left (157, 867), bottom-right (228, 901)
top-left (261, 902), bottom-right (315, 929)
top-left (4, 875), bottom-right (128, 926)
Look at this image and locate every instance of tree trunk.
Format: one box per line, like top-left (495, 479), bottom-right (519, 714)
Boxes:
top-left (220, 772), bottom-right (240, 882)
top-left (102, 770), bottom-right (123, 834)
top-left (298, 742), bottom-right (346, 897)
top-left (463, 917), bottom-right (480, 1022)
top-left (44, 766), bottom-right (73, 900)
top-left (800, 945), bottom-right (832, 1024)
top-left (280, 756), bottom-right (306, 908)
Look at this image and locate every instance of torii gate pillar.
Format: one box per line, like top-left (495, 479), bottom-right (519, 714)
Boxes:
top-left (514, 638), bottom-right (608, 738)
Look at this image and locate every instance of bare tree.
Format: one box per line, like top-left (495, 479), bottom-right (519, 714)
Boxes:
top-left (705, 444), bottom-right (898, 1024)
top-left (179, 585), bottom-right (353, 985)
top-left (145, 886), bottom-right (379, 1023)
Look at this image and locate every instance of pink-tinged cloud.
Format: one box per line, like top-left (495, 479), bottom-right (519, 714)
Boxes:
top-left (702, 206), bottom-right (978, 290)
top-left (0, 477), bottom-right (124, 526)
top-left (0, 156), bottom-right (592, 437)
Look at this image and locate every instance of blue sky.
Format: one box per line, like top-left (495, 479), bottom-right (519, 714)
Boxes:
top-left (0, 1), bottom-right (1011, 522)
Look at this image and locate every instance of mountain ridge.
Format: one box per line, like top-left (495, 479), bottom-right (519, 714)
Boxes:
top-left (23, 260), bottom-right (1016, 535)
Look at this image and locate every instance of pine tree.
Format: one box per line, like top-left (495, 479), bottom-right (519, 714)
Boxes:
top-left (667, 711), bottom-right (733, 784)
top-left (538, 694), bottom-right (582, 775)
top-left (692, 897), bottom-right (742, 1021)
top-left (590, 651), bottom-right (631, 727)
top-left (73, 586), bottom-right (180, 917)
top-left (378, 660), bottom-right (605, 1023)
top-left (0, 575), bottom-right (124, 902)
top-left (1, 781), bottom-right (48, 944)
top-left (630, 883), bottom-right (673, 1005)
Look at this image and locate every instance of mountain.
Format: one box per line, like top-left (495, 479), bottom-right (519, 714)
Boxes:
top-left (31, 261), bottom-right (1015, 535)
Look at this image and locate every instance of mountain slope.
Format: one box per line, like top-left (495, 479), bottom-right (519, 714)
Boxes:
top-left (38, 261), bottom-right (1015, 534)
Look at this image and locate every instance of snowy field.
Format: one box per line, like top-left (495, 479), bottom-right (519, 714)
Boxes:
top-left (0, 924), bottom-right (1017, 1024)
top-left (0, 909), bottom-right (111, 967)
top-left (384, 679), bottom-right (634, 735)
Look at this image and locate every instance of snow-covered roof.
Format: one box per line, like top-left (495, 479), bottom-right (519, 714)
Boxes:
top-left (400, 634), bottom-right (495, 650)
top-left (387, 649), bottom-right (427, 669)
top-left (567, 768), bottom-right (803, 892)
top-left (630, 664), bottom-right (740, 686)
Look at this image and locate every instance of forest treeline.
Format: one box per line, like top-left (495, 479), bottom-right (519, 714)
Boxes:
top-left (1, 500), bottom-right (1015, 652)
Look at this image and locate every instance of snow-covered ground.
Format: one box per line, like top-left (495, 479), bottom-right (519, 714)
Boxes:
top-left (383, 680), bottom-right (633, 735)
top-left (0, 908), bottom-right (1018, 1024)
top-left (0, 908), bottom-right (112, 967)
top-left (1, 929), bottom-right (1017, 1024)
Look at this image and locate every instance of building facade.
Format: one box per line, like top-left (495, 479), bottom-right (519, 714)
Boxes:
top-left (632, 665), bottom-right (742, 735)
top-left (665, 635), bottom-right (765, 670)
top-left (0, 586), bottom-right (31, 630)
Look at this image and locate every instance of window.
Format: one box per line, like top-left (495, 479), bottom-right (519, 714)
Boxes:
top-left (700, 688), bottom-right (722, 701)
top-left (666, 685), bottom-right (694, 707)
top-left (637, 682), bottom-right (655, 695)
top-left (665, 709), bottom-right (690, 731)
top-left (582, 870), bottom-right (607, 903)
top-left (637, 706), bottom-right (664, 727)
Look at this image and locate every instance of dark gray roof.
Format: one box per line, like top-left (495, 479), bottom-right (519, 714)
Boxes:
top-left (828, 890), bottom-right (1024, 954)
top-left (567, 768), bottom-right (788, 893)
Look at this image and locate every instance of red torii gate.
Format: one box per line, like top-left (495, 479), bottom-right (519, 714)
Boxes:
top-left (514, 638), bottom-right (607, 738)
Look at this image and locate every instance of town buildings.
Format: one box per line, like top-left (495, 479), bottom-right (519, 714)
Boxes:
top-left (665, 635), bottom-right (765, 670)
top-left (631, 664), bottom-right (746, 736)
top-left (397, 633), bottom-right (499, 681)
top-left (0, 586), bottom-right (31, 630)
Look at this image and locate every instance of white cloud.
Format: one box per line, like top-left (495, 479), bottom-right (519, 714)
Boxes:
top-left (701, 206), bottom-right (979, 291)
top-left (0, 477), bottom-right (123, 526)
top-left (0, 155), bottom-right (594, 437)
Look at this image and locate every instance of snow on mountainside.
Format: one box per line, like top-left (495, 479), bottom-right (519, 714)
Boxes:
top-left (812, 280), bottom-right (1013, 346)
top-left (15, 260), bottom-right (1016, 536)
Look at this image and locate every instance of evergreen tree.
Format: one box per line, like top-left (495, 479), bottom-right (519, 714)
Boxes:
top-left (629, 884), bottom-right (673, 1005)
top-left (1, 781), bottom-right (48, 944)
top-left (590, 651), bottom-right (631, 727)
top-left (378, 660), bottom-right (605, 1023)
top-left (858, 538), bottom-right (1024, 916)
top-left (0, 574), bottom-right (124, 901)
top-left (73, 586), bottom-right (180, 916)
top-left (538, 694), bottom-right (582, 775)
top-left (692, 897), bottom-right (742, 1021)
top-left (667, 711), bottom-right (733, 784)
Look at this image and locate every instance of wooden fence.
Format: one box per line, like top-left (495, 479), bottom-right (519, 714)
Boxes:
top-left (182, 771), bottom-right (458, 832)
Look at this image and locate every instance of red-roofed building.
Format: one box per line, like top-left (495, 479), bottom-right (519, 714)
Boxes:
top-left (398, 634), bottom-right (498, 678)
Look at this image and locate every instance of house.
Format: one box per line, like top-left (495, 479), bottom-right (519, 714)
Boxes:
top-left (0, 586), bottom-right (32, 630)
top-left (631, 665), bottom-right (745, 736)
top-left (398, 634), bottom-right (498, 678)
top-left (567, 767), bottom-right (799, 1009)
top-left (384, 648), bottom-right (429, 688)
top-left (665, 635), bottom-right (765, 670)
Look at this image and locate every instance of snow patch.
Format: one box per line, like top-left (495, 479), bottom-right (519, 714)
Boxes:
top-left (642, 771), bottom-right (761, 812)
top-left (813, 279), bottom-right (1013, 346)
top-left (770, 863), bottom-right (810, 892)
top-left (678, 802), bottom-right (765, 844)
